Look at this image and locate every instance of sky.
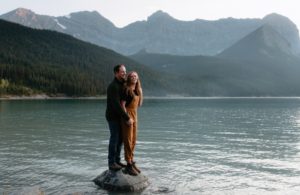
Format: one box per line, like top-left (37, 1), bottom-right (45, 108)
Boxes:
top-left (1, 0), bottom-right (300, 31)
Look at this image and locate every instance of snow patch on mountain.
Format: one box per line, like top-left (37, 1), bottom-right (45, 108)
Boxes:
top-left (54, 19), bottom-right (67, 30)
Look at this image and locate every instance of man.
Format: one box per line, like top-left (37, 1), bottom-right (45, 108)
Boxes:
top-left (106, 64), bottom-right (133, 170)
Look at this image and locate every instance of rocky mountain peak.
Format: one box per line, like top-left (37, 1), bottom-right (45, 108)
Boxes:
top-left (70, 10), bottom-right (101, 18)
top-left (14, 8), bottom-right (35, 17)
top-left (147, 10), bottom-right (174, 21)
top-left (263, 13), bottom-right (300, 53)
top-left (3, 7), bottom-right (38, 21)
top-left (218, 24), bottom-right (293, 60)
top-left (263, 13), bottom-right (295, 26)
top-left (0, 8), bottom-right (53, 29)
top-left (67, 10), bottom-right (115, 28)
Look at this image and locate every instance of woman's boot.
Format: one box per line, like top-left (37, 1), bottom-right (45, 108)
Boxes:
top-left (132, 161), bottom-right (141, 173)
top-left (126, 163), bottom-right (138, 176)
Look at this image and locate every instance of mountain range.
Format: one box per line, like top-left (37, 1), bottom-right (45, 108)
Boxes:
top-left (1, 8), bottom-right (300, 56)
top-left (1, 8), bottom-right (300, 97)
top-left (131, 24), bottom-right (300, 96)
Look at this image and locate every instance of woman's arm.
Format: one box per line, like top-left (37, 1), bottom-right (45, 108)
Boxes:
top-left (121, 100), bottom-right (133, 124)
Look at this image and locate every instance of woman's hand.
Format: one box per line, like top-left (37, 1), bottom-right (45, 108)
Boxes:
top-left (126, 118), bottom-right (134, 126)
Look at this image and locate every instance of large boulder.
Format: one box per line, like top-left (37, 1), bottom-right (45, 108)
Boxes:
top-left (93, 169), bottom-right (149, 192)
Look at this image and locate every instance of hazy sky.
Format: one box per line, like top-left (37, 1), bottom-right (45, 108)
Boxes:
top-left (1, 0), bottom-right (300, 30)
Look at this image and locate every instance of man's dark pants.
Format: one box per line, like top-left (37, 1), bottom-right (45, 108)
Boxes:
top-left (108, 120), bottom-right (122, 166)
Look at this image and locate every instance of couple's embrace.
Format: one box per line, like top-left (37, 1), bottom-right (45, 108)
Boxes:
top-left (105, 64), bottom-right (143, 176)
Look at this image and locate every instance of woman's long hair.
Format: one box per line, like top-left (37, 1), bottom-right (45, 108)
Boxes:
top-left (125, 71), bottom-right (143, 106)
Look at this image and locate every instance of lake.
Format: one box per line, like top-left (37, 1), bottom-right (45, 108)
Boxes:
top-left (1, 98), bottom-right (300, 194)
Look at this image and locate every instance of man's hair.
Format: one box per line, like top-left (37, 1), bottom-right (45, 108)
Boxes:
top-left (114, 64), bottom-right (125, 73)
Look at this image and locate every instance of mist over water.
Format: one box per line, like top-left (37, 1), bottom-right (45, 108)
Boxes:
top-left (1, 98), bottom-right (300, 194)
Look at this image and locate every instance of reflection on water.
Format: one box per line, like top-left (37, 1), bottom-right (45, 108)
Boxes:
top-left (1, 98), bottom-right (300, 194)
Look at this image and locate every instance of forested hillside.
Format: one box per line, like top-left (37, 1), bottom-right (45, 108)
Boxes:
top-left (0, 19), bottom-right (172, 97)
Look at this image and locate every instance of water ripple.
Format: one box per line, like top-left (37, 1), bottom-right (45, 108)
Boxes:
top-left (1, 99), bottom-right (300, 194)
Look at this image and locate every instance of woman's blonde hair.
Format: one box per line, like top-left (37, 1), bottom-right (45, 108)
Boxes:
top-left (125, 71), bottom-right (143, 106)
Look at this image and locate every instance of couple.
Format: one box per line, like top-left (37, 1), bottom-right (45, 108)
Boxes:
top-left (105, 64), bottom-right (143, 176)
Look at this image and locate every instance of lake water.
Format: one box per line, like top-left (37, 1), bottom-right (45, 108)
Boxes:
top-left (1, 98), bottom-right (300, 195)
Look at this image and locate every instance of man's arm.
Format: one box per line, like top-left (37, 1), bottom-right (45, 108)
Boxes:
top-left (121, 100), bottom-right (127, 113)
top-left (108, 84), bottom-right (130, 121)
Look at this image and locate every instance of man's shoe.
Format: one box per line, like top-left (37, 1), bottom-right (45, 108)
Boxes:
top-left (109, 163), bottom-right (122, 171)
top-left (116, 161), bottom-right (126, 168)
top-left (132, 162), bottom-right (141, 173)
top-left (125, 164), bottom-right (138, 176)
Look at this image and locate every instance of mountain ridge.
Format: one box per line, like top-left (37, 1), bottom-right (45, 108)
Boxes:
top-left (1, 8), bottom-right (299, 56)
top-left (130, 23), bottom-right (300, 96)
top-left (218, 24), bottom-right (295, 60)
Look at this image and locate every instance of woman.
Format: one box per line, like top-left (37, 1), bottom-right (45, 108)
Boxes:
top-left (121, 71), bottom-right (143, 176)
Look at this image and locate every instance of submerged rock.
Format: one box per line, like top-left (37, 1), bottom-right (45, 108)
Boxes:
top-left (93, 169), bottom-right (149, 192)
top-left (8, 186), bottom-right (44, 195)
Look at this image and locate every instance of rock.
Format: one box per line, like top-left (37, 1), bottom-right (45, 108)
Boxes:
top-left (93, 169), bottom-right (149, 192)
top-left (8, 186), bottom-right (44, 195)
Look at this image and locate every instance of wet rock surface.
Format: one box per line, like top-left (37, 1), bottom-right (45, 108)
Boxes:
top-left (93, 169), bottom-right (149, 192)
top-left (6, 186), bottom-right (44, 195)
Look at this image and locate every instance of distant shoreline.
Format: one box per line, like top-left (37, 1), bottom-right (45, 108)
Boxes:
top-left (2, 94), bottom-right (300, 100)
top-left (0, 94), bottom-right (106, 100)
